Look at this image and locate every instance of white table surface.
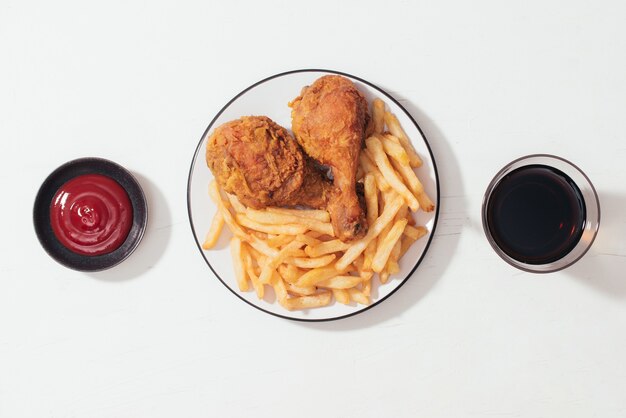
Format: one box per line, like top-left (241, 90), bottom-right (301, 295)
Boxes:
top-left (2, 1), bottom-right (625, 417)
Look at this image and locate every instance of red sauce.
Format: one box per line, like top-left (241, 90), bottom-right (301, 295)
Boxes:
top-left (50, 174), bottom-right (133, 256)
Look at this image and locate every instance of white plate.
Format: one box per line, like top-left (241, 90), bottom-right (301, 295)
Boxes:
top-left (187, 69), bottom-right (440, 321)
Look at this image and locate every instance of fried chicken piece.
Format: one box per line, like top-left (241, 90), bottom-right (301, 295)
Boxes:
top-left (290, 75), bottom-right (370, 241)
top-left (206, 116), bottom-right (331, 210)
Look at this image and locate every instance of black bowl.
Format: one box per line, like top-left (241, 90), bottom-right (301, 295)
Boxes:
top-left (33, 157), bottom-right (148, 272)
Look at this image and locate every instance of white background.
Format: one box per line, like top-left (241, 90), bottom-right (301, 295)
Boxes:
top-left (1, 1), bottom-right (625, 417)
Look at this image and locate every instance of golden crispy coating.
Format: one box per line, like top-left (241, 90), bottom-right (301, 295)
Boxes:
top-left (206, 116), bottom-right (331, 210)
top-left (290, 75), bottom-right (370, 241)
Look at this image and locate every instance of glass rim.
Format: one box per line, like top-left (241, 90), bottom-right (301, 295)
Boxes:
top-left (481, 154), bottom-right (601, 273)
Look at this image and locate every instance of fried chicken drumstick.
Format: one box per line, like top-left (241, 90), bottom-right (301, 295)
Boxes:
top-left (290, 75), bottom-right (370, 241)
top-left (206, 116), bottom-right (331, 210)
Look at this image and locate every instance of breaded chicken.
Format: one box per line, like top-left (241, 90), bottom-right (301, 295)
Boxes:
top-left (206, 116), bottom-right (331, 210)
top-left (290, 75), bottom-right (370, 241)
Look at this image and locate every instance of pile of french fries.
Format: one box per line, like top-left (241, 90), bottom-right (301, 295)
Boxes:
top-left (203, 98), bottom-right (434, 311)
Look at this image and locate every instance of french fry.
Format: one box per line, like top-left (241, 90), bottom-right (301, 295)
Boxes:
top-left (348, 288), bottom-right (369, 305)
top-left (364, 174), bottom-right (378, 225)
top-left (416, 192), bottom-right (435, 213)
top-left (372, 98), bottom-right (385, 134)
top-left (333, 289), bottom-right (350, 305)
top-left (352, 251), bottom-right (365, 270)
top-left (277, 264), bottom-right (303, 284)
top-left (202, 211), bottom-right (224, 250)
top-left (379, 270), bottom-right (390, 284)
top-left (384, 111), bottom-right (422, 167)
top-left (259, 240), bottom-right (306, 284)
top-left (372, 219), bottom-right (407, 273)
top-left (294, 234), bottom-right (322, 247)
top-left (297, 266), bottom-right (347, 287)
top-left (318, 275), bottom-right (363, 289)
top-left (390, 237), bottom-right (402, 261)
top-left (394, 203), bottom-right (409, 223)
top-left (366, 136), bottom-right (419, 212)
top-left (360, 152), bottom-right (391, 191)
top-left (247, 266), bottom-right (264, 298)
top-left (386, 240), bottom-right (401, 275)
top-left (230, 237), bottom-right (249, 292)
top-left (315, 235), bottom-right (335, 242)
top-left (386, 262), bottom-right (400, 275)
top-left (276, 239), bottom-right (307, 257)
top-left (363, 173), bottom-right (378, 270)
top-left (390, 160), bottom-right (424, 196)
top-left (414, 226), bottom-right (428, 240)
top-left (266, 234), bottom-right (297, 248)
top-left (400, 227), bottom-right (428, 257)
top-left (243, 243), bottom-right (264, 299)
top-left (362, 278), bottom-right (372, 297)
top-left (247, 245), bottom-right (267, 268)
top-left (266, 207), bottom-right (330, 222)
top-left (271, 272), bottom-right (289, 309)
top-left (399, 235), bottom-right (417, 259)
top-left (209, 180), bottom-right (248, 240)
top-left (376, 221), bottom-right (393, 266)
top-left (286, 254), bottom-right (336, 269)
top-left (383, 133), bottom-right (400, 143)
top-left (288, 249), bottom-right (307, 258)
top-left (305, 239), bottom-right (350, 258)
top-left (246, 208), bottom-right (334, 236)
top-left (226, 193), bottom-right (246, 213)
top-left (353, 255), bottom-right (374, 281)
top-left (380, 134), bottom-right (410, 166)
top-left (285, 282), bottom-right (317, 296)
top-left (248, 231), bottom-right (268, 240)
top-left (403, 224), bottom-right (424, 240)
top-left (248, 236), bottom-right (279, 258)
top-left (389, 158), bottom-right (435, 212)
top-left (285, 292), bottom-right (332, 310)
top-left (236, 213), bottom-right (308, 235)
top-left (367, 189), bottom-right (392, 256)
top-left (335, 194), bottom-right (404, 270)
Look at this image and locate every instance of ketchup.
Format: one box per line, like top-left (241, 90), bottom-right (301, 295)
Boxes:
top-left (50, 174), bottom-right (133, 256)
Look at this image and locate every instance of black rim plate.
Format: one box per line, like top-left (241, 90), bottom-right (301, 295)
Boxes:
top-left (187, 69), bottom-right (440, 321)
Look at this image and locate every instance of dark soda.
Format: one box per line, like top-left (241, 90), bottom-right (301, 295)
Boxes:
top-left (486, 164), bottom-right (586, 265)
